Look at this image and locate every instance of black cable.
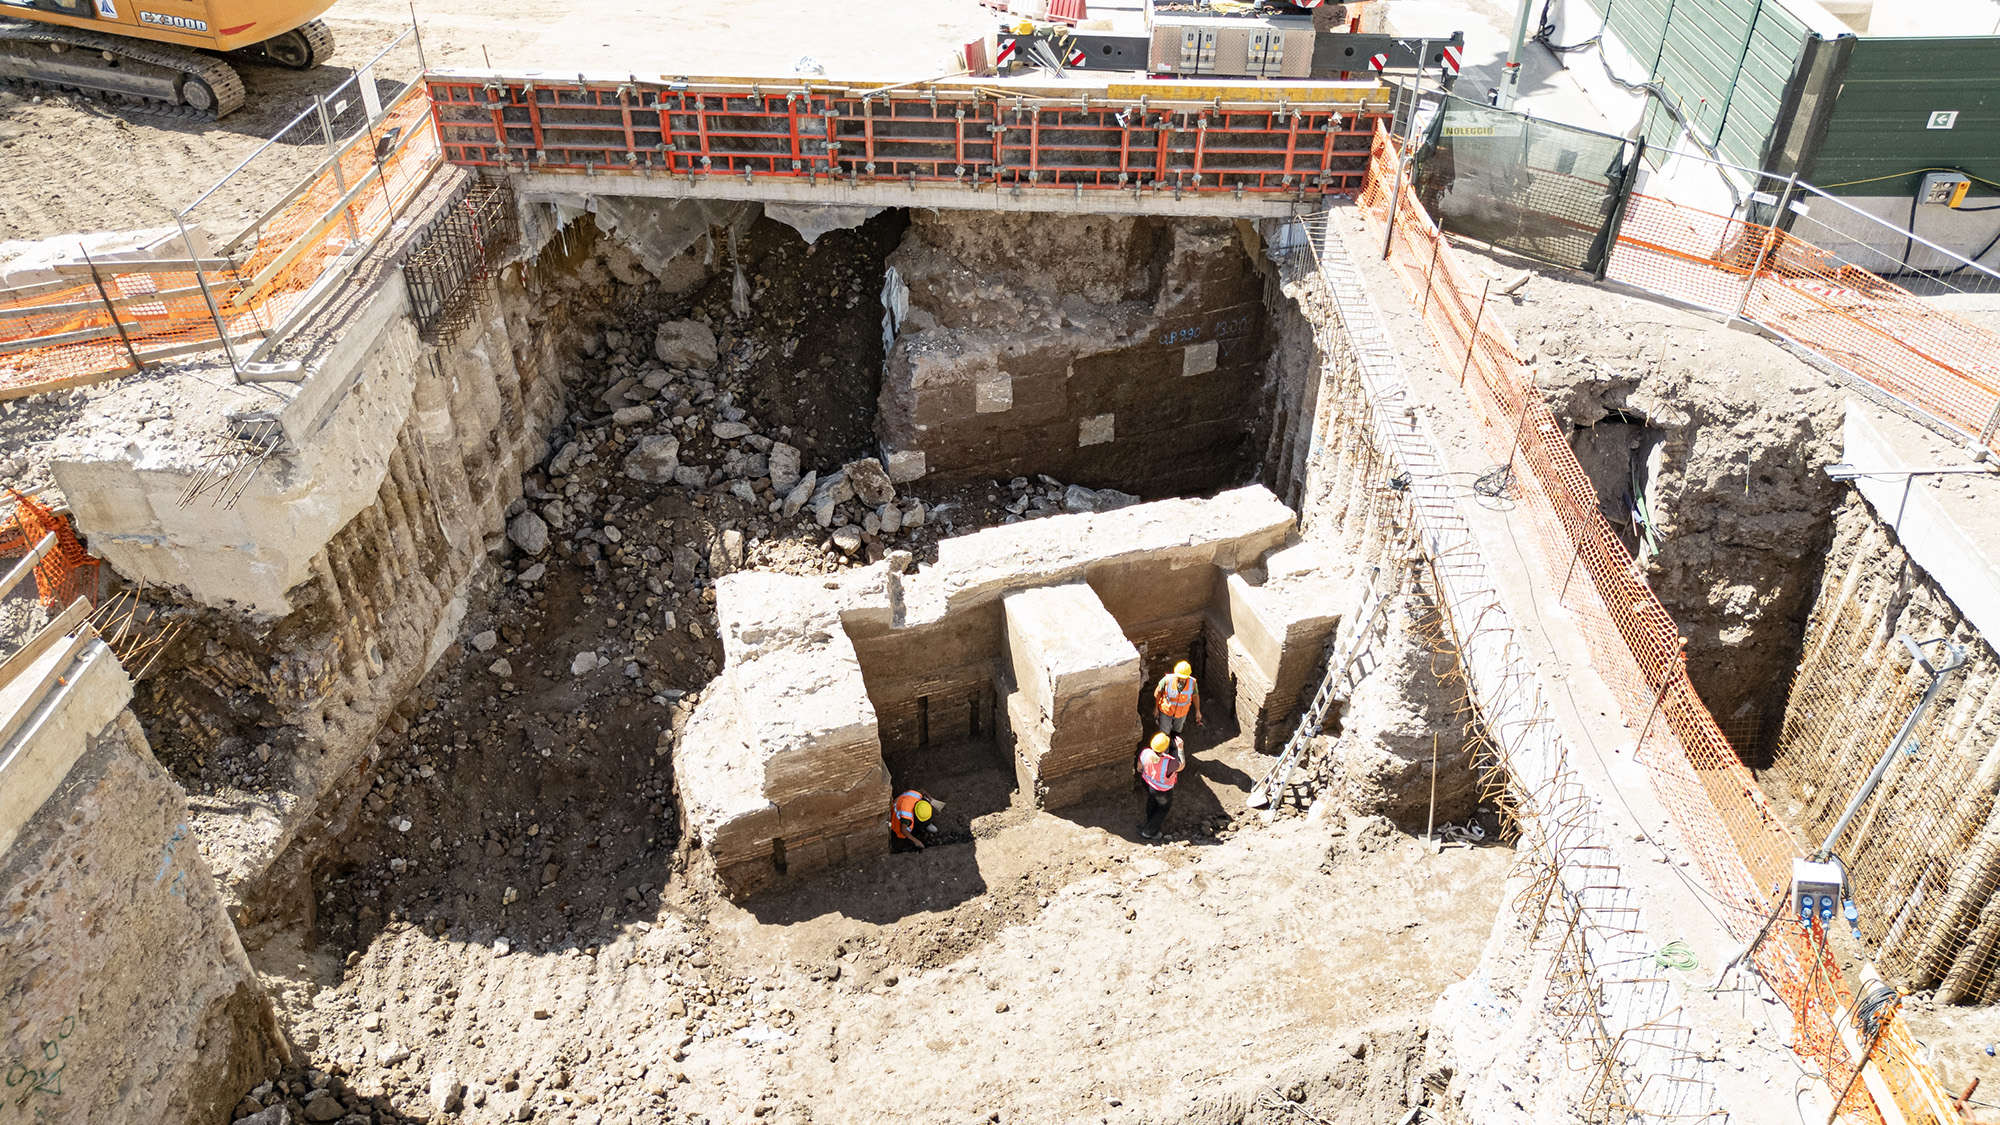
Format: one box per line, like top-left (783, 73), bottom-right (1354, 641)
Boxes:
top-left (1473, 464), bottom-right (1515, 499)
top-left (1966, 227), bottom-right (2000, 272)
top-left (1903, 190), bottom-right (1919, 272)
top-left (1853, 981), bottom-right (1900, 1039)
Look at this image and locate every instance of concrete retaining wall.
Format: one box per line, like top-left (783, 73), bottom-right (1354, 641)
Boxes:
top-left (46, 208), bottom-right (610, 915)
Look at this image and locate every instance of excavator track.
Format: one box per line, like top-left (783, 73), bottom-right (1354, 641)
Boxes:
top-left (0, 19), bottom-right (246, 119)
top-left (233, 17), bottom-right (335, 71)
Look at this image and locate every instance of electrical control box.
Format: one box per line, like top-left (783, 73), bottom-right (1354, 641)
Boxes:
top-left (1794, 857), bottom-right (1845, 926)
top-left (1920, 171), bottom-right (1972, 208)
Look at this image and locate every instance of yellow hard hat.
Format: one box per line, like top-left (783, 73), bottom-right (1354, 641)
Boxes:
top-left (913, 800), bottom-right (933, 823)
top-left (1174, 661), bottom-right (1192, 677)
top-left (1150, 732), bottom-right (1171, 752)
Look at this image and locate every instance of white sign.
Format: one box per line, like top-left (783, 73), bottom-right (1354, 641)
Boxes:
top-left (1442, 122), bottom-right (1524, 138)
top-left (139, 10), bottom-right (207, 30)
top-left (1928, 110), bottom-right (1959, 130)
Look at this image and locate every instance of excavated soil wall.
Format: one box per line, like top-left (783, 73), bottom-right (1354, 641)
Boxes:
top-left (0, 645), bottom-right (283, 1125)
top-left (1762, 491), bottom-right (2000, 998)
top-left (54, 212), bottom-right (636, 926)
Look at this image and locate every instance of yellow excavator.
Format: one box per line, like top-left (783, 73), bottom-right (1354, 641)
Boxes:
top-left (0, 0), bottom-right (338, 118)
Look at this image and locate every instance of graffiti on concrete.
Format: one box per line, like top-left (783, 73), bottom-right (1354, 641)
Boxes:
top-left (5, 1013), bottom-right (75, 1105)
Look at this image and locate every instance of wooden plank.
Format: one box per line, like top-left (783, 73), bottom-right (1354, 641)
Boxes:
top-left (0, 534), bottom-right (57, 603)
top-left (0, 323), bottom-right (121, 357)
top-left (0, 598), bottom-right (91, 707)
top-left (0, 283), bottom-right (211, 325)
top-left (0, 623), bottom-right (93, 754)
top-left (0, 364), bottom-right (135, 402)
top-left (23, 258), bottom-right (235, 277)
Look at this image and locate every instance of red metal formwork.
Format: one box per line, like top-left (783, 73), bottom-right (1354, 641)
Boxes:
top-left (425, 74), bottom-right (1391, 200)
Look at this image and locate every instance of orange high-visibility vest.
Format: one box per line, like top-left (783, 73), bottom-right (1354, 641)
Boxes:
top-left (891, 790), bottom-right (926, 839)
top-left (1156, 674), bottom-right (1195, 717)
top-left (1140, 748), bottom-right (1179, 792)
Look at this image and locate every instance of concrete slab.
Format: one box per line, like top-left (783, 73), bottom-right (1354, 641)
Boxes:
top-left (1841, 401), bottom-right (2000, 650)
top-left (935, 485), bottom-right (1294, 614)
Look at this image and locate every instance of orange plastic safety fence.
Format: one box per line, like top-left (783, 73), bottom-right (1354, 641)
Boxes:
top-left (0, 489), bottom-right (98, 611)
top-left (1608, 192), bottom-right (2000, 457)
top-left (1361, 123), bottom-right (1969, 1125)
top-left (0, 86), bottom-right (441, 401)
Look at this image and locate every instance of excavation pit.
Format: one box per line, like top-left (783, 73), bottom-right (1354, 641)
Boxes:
top-left (6, 187), bottom-right (1536, 1124)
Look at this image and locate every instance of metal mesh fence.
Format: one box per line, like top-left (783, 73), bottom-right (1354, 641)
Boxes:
top-left (1762, 499), bottom-right (2000, 1007)
top-left (1361, 121), bottom-right (1964, 1125)
top-left (0, 27), bottom-right (438, 398)
top-left (0, 490), bottom-right (98, 612)
top-left (1413, 96), bottom-right (1640, 274)
top-left (1603, 189), bottom-right (2000, 458)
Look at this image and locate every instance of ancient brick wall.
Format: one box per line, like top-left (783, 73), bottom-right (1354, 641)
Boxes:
top-left (879, 212), bottom-right (1267, 496)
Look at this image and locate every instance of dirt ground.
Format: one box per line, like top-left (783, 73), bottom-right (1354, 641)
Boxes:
top-left (258, 705), bottom-right (1510, 1125)
top-left (0, 0), bottom-right (993, 242)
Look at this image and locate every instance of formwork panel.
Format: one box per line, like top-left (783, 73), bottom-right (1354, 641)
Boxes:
top-left (426, 72), bottom-right (1391, 202)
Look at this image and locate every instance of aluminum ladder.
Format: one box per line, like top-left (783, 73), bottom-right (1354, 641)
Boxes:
top-left (1245, 570), bottom-right (1392, 813)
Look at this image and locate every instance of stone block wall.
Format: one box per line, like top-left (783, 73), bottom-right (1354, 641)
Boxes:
top-left (681, 488), bottom-right (1362, 897)
top-left (678, 623), bottom-right (891, 899)
top-left (1001, 584), bottom-right (1143, 808)
top-left (846, 601), bottom-right (1003, 767)
top-left (878, 211), bottom-right (1267, 496)
top-left (1202, 544), bottom-right (1348, 752)
top-left (1, 641), bottom-right (283, 1125)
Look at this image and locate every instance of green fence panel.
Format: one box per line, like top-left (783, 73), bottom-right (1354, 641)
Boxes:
top-left (1810, 37), bottom-right (2000, 196)
top-left (1583, 0), bottom-right (1813, 174)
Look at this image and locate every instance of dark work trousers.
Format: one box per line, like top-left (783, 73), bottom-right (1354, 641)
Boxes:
top-left (1141, 786), bottom-right (1173, 837)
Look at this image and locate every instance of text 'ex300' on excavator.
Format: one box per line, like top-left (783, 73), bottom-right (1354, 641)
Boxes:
top-left (0, 0), bottom-right (338, 118)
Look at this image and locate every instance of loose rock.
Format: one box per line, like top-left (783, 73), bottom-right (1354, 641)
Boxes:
top-left (623, 435), bottom-right (681, 484)
top-left (654, 319), bottom-right (718, 368)
top-left (843, 457), bottom-right (896, 506)
top-left (506, 512), bottom-right (550, 556)
top-left (768, 442), bottom-right (802, 493)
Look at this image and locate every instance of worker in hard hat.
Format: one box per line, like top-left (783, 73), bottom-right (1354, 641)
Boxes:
top-left (890, 789), bottom-right (945, 851)
top-left (1137, 732), bottom-right (1183, 840)
top-left (1153, 659), bottom-right (1203, 738)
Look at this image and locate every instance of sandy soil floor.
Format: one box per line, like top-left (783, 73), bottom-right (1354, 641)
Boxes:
top-left (259, 709), bottom-right (1510, 1125)
top-left (0, 0), bottom-right (993, 242)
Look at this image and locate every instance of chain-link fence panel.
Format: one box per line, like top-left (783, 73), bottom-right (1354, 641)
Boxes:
top-left (1413, 96), bottom-right (1639, 274)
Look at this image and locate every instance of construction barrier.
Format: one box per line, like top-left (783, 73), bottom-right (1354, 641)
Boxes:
top-left (1605, 192), bottom-right (2000, 457)
top-left (1362, 123), bottom-right (1963, 1125)
top-left (425, 72), bottom-right (1391, 198)
top-left (0, 83), bottom-right (441, 401)
top-left (0, 490), bottom-right (97, 611)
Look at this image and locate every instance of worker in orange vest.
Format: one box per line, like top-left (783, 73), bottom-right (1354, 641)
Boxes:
top-left (890, 789), bottom-right (944, 851)
top-left (1137, 732), bottom-right (1183, 840)
top-left (1153, 659), bottom-right (1203, 738)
